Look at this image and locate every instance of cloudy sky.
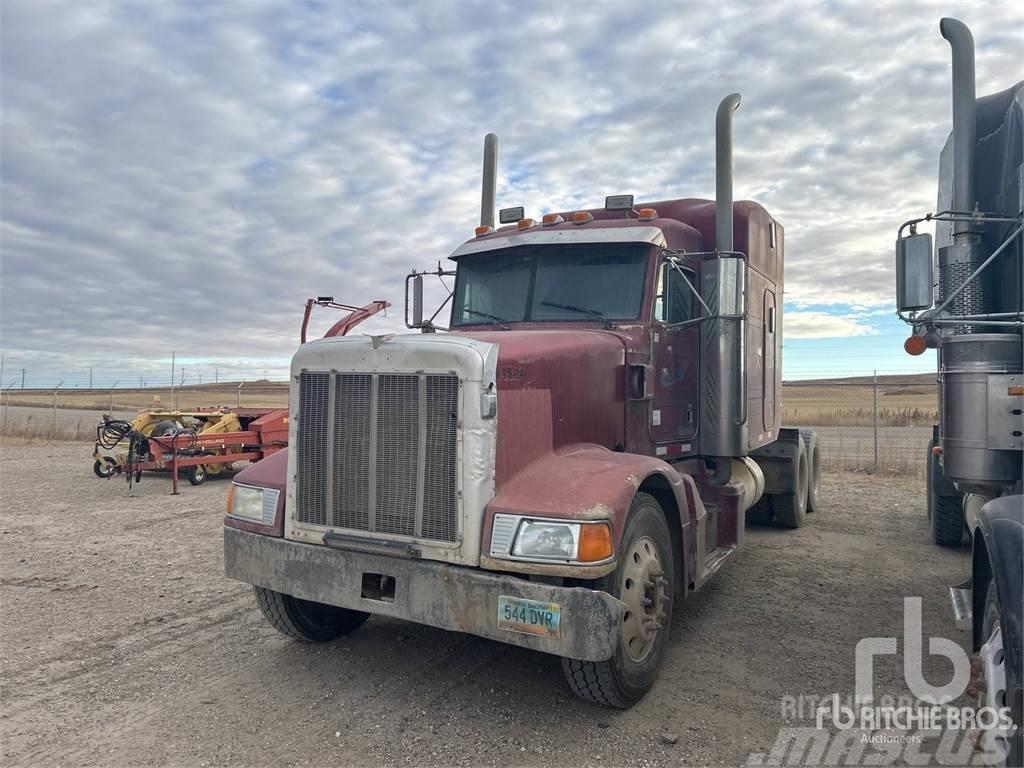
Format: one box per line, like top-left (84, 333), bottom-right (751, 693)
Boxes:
top-left (1, 0), bottom-right (1022, 388)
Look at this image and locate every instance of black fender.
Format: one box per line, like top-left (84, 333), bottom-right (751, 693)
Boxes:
top-left (971, 495), bottom-right (1023, 726)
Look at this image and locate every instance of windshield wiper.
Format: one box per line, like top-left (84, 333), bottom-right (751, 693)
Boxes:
top-left (462, 309), bottom-right (511, 329)
top-left (540, 301), bottom-right (613, 327)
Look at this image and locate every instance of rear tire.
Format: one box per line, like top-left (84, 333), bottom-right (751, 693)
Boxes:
top-left (562, 493), bottom-right (674, 708)
top-left (927, 441), bottom-right (964, 546)
top-left (799, 429), bottom-right (821, 513)
top-left (745, 495), bottom-right (774, 526)
top-left (931, 496), bottom-right (964, 546)
top-left (255, 587), bottom-right (369, 642)
top-left (773, 436), bottom-right (808, 528)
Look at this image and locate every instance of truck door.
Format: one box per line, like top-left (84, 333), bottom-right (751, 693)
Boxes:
top-left (651, 260), bottom-right (700, 447)
top-left (763, 289), bottom-right (777, 431)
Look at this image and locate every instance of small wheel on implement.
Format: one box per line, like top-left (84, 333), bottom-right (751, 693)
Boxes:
top-left (562, 492), bottom-right (674, 708)
top-left (93, 457), bottom-right (117, 479)
top-left (187, 464), bottom-right (207, 486)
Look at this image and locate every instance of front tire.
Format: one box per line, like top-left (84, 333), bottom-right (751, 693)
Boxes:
top-left (255, 587), bottom-right (369, 642)
top-left (979, 581), bottom-right (1021, 767)
top-left (562, 493), bottom-right (674, 708)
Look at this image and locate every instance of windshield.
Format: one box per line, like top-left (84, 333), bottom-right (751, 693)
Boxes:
top-left (450, 243), bottom-right (649, 326)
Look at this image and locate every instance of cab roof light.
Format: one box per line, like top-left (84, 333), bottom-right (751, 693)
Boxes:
top-left (517, 217), bottom-right (538, 230)
top-left (571, 211), bottom-right (594, 224)
top-left (542, 213), bottom-right (564, 226)
top-left (605, 194), bottom-right (634, 211)
top-left (475, 225), bottom-right (494, 237)
top-left (499, 206), bottom-right (525, 224)
top-left (638, 208), bottom-right (658, 221)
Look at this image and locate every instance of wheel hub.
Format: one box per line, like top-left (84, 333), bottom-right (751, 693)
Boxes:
top-left (620, 535), bottom-right (669, 662)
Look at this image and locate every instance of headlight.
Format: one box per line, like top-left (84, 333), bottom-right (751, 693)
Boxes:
top-left (503, 517), bottom-right (613, 563)
top-left (227, 484), bottom-right (278, 525)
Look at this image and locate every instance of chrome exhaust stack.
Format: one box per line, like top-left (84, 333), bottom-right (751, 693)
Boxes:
top-left (939, 18), bottom-right (977, 241)
top-left (937, 19), bottom-right (987, 336)
top-left (480, 133), bottom-right (498, 229)
top-left (715, 94), bottom-right (741, 252)
top-left (701, 93), bottom-right (748, 460)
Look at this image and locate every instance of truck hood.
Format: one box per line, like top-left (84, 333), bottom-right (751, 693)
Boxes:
top-left (453, 330), bottom-right (627, 483)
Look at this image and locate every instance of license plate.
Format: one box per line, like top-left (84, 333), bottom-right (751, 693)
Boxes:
top-left (497, 595), bottom-right (560, 638)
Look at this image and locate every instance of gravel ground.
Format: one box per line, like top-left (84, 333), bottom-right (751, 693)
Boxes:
top-left (0, 443), bottom-right (970, 767)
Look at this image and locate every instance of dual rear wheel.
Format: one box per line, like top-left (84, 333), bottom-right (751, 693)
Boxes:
top-left (746, 431), bottom-right (821, 528)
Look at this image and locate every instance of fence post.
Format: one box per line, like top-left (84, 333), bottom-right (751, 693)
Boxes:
top-left (872, 370), bottom-right (879, 469)
top-left (51, 381), bottom-right (64, 438)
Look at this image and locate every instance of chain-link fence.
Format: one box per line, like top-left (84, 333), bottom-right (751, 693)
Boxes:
top-left (783, 374), bottom-right (936, 478)
top-left (1, 374), bottom-right (938, 476)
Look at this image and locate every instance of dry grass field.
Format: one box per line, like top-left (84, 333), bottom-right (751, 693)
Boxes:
top-left (2, 374), bottom-right (939, 427)
top-left (1, 374), bottom-right (939, 477)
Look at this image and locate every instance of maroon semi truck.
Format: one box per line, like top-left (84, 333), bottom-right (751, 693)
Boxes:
top-left (224, 94), bottom-right (821, 707)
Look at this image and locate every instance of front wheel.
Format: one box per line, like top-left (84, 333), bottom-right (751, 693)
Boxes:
top-left (978, 581), bottom-right (1021, 766)
top-left (255, 587), bottom-right (369, 642)
top-left (562, 493), bottom-right (674, 708)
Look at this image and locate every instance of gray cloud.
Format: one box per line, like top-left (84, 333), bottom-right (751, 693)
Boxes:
top-left (1, 0), bottom-right (1022, 385)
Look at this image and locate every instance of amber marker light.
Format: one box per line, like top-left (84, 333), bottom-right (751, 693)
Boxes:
top-left (572, 211), bottom-right (594, 224)
top-left (638, 208), bottom-right (659, 221)
top-left (475, 225), bottom-right (493, 237)
top-left (226, 484), bottom-right (236, 515)
top-left (904, 335), bottom-right (927, 356)
top-left (542, 213), bottom-right (564, 226)
top-left (577, 523), bottom-right (613, 562)
top-left (517, 218), bottom-right (537, 230)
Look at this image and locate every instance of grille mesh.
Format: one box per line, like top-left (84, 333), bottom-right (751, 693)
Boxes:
top-left (296, 373), bottom-right (330, 526)
top-left (376, 375), bottom-right (419, 537)
top-left (296, 371), bottom-right (460, 543)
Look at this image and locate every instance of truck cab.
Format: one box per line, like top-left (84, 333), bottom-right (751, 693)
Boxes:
top-left (224, 95), bottom-right (819, 707)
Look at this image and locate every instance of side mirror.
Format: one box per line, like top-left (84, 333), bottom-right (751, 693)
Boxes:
top-left (896, 233), bottom-right (933, 312)
top-left (410, 274), bottom-right (424, 327)
top-left (717, 256), bottom-right (745, 317)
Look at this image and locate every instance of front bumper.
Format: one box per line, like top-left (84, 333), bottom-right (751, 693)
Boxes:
top-left (224, 527), bottom-right (624, 661)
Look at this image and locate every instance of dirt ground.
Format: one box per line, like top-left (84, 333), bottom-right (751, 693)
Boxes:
top-left (1, 443), bottom-right (971, 767)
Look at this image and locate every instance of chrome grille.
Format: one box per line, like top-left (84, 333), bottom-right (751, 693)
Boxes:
top-left (296, 371), bottom-right (460, 542)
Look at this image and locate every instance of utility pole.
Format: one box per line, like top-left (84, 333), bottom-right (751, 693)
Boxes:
top-left (108, 381), bottom-right (120, 413)
top-left (0, 356), bottom-right (4, 394)
top-left (89, 367), bottom-right (93, 389)
top-left (171, 352), bottom-right (175, 410)
top-left (20, 369), bottom-right (25, 390)
top-left (215, 368), bottom-right (219, 384)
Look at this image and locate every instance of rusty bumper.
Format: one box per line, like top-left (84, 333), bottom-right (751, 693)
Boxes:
top-left (224, 527), bottom-right (624, 661)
